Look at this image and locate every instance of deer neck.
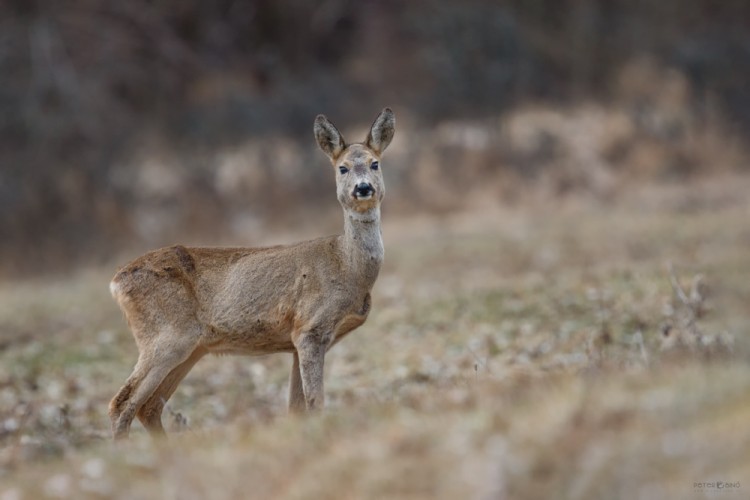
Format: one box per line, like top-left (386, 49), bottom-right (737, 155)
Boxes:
top-left (342, 207), bottom-right (383, 284)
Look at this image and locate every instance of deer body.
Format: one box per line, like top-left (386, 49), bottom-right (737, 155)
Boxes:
top-left (109, 109), bottom-right (394, 440)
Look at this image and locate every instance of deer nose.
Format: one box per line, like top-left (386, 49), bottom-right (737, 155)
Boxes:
top-left (354, 182), bottom-right (374, 198)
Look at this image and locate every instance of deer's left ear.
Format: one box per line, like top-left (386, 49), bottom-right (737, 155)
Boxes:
top-left (366, 108), bottom-right (395, 155)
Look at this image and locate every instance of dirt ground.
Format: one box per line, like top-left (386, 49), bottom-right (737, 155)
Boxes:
top-left (0, 174), bottom-right (748, 499)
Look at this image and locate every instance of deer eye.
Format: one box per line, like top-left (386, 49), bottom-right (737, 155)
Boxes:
top-left (339, 166), bottom-right (349, 174)
top-left (371, 161), bottom-right (379, 170)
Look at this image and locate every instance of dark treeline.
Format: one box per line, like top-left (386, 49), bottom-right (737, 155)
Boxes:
top-left (1, 0), bottom-right (749, 275)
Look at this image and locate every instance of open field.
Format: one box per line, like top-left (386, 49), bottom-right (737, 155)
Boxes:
top-left (1, 175), bottom-right (749, 499)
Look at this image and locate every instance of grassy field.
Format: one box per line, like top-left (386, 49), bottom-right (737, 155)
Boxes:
top-left (0, 175), bottom-right (749, 499)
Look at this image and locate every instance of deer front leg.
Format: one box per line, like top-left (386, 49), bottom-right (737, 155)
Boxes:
top-left (288, 352), bottom-right (306, 414)
top-left (294, 333), bottom-right (327, 411)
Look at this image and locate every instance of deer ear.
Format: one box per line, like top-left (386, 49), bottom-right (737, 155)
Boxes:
top-left (366, 108), bottom-right (395, 155)
top-left (314, 115), bottom-right (346, 160)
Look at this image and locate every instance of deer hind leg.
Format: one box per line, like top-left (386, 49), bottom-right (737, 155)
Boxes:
top-left (109, 361), bottom-right (145, 435)
top-left (137, 347), bottom-right (206, 437)
top-left (109, 325), bottom-right (202, 440)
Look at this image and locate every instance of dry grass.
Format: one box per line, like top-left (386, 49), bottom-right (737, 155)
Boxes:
top-left (1, 174), bottom-right (749, 499)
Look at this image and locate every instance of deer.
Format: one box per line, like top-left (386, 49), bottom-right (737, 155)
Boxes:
top-left (108, 108), bottom-right (395, 440)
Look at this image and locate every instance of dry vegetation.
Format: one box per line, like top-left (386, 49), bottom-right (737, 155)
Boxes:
top-left (0, 173), bottom-right (749, 499)
top-left (3, 2), bottom-right (749, 497)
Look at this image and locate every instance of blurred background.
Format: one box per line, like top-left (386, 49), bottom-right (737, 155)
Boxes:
top-left (1, 0), bottom-right (749, 276)
top-left (2, 3), bottom-right (750, 495)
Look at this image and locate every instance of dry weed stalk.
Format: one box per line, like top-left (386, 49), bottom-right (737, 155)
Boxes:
top-left (661, 262), bottom-right (732, 355)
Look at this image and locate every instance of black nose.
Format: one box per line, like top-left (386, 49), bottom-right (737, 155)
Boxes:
top-left (354, 182), bottom-right (374, 197)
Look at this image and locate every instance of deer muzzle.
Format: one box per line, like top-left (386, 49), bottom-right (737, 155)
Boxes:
top-left (353, 182), bottom-right (375, 199)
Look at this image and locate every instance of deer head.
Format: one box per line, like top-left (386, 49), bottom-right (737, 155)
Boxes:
top-left (314, 108), bottom-right (395, 217)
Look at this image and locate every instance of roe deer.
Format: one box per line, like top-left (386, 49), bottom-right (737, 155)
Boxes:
top-left (109, 108), bottom-right (395, 440)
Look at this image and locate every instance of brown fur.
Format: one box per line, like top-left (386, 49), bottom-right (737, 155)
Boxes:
top-left (109, 108), bottom-right (395, 439)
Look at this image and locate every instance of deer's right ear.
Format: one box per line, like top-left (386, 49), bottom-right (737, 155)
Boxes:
top-left (314, 115), bottom-right (346, 160)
